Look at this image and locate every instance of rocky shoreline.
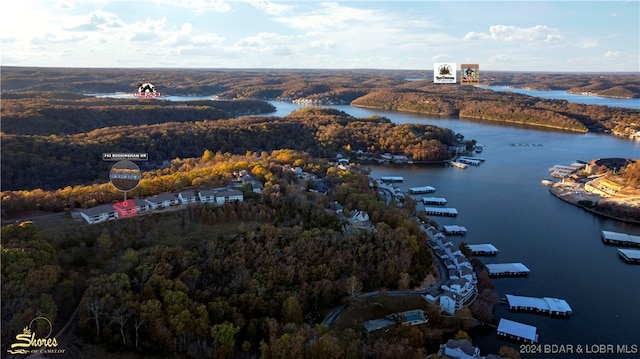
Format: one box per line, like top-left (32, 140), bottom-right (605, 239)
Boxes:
top-left (548, 184), bottom-right (640, 224)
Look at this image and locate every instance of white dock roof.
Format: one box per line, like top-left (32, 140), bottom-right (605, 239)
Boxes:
top-left (497, 319), bottom-right (538, 343)
top-left (618, 248), bottom-right (640, 260)
top-left (486, 263), bottom-right (530, 274)
top-left (425, 207), bottom-right (458, 215)
top-left (410, 186), bottom-right (436, 191)
top-left (443, 225), bottom-right (467, 232)
top-left (505, 294), bottom-right (572, 313)
top-left (602, 231), bottom-right (640, 245)
top-left (468, 244), bottom-right (499, 253)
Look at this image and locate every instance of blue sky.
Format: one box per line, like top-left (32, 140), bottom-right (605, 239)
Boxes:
top-left (1, 1), bottom-right (638, 71)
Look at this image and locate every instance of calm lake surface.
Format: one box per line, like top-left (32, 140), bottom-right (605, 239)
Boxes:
top-left (270, 100), bottom-right (640, 358)
top-left (91, 92), bottom-right (639, 356)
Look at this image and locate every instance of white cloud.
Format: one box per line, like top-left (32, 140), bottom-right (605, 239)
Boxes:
top-left (581, 40), bottom-right (600, 49)
top-left (432, 54), bottom-right (451, 62)
top-left (64, 10), bottom-right (125, 32)
top-left (175, 0), bottom-right (231, 13)
top-left (54, 1), bottom-right (75, 10)
top-left (603, 50), bottom-right (624, 59)
top-left (464, 25), bottom-right (564, 44)
top-left (241, 0), bottom-right (293, 16)
top-left (272, 2), bottom-right (385, 32)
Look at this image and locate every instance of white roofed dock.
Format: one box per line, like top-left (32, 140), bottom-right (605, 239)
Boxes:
top-left (486, 263), bottom-right (530, 277)
top-left (468, 244), bottom-right (499, 256)
top-left (617, 248), bottom-right (640, 263)
top-left (497, 319), bottom-right (539, 343)
top-left (443, 225), bottom-right (467, 235)
top-left (425, 207), bottom-right (458, 217)
top-left (602, 230), bottom-right (640, 247)
top-left (505, 294), bottom-right (573, 316)
top-left (409, 186), bottom-right (436, 194)
top-left (422, 197), bottom-right (447, 205)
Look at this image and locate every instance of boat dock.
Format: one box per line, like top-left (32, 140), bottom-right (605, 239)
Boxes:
top-left (443, 225), bottom-right (467, 235)
top-left (381, 176), bottom-right (404, 183)
top-left (504, 294), bottom-right (573, 317)
top-left (486, 263), bottom-right (530, 277)
top-left (457, 157), bottom-right (482, 166)
top-left (602, 230), bottom-right (640, 247)
top-left (425, 207), bottom-right (458, 217)
top-left (617, 248), bottom-right (640, 264)
top-left (409, 186), bottom-right (436, 194)
top-left (467, 244), bottom-right (499, 256)
top-left (497, 318), bottom-right (539, 343)
top-left (449, 161), bottom-right (468, 169)
top-left (422, 197), bottom-right (447, 205)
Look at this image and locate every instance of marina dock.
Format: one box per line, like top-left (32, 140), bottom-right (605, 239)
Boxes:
top-left (443, 225), bottom-right (467, 235)
top-left (617, 248), bottom-right (640, 264)
top-left (601, 230), bottom-right (640, 247)
top-left (497, 319), bottom-right (539, 343)
top-left (409, 186), bottom-right (436, 194)
top-left (380, 176), bottom-right (404, 183)
top-left (457, 157), bottom-right (482, 166)
top-left (486, 263), bottom-right (530, 277)
top-left (467, 244), bottom-right (499, 256)
top-left (422, 197), bottom-right (447, 205)
top-left (425, 207), bottom-right (458, 217)
top-left (505, 294), bottom-right (573, 317)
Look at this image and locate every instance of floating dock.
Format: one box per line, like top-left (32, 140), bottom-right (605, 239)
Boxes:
top-left (409, 186), bottom-right (436, 194)
top-left (497, 318), bottom-right (539, 343)
top-left (617, 248), bottom-right (640, 264)
top-left (422, 197), bottom-right (447, 205)
top-left (602, 230), bottom-right (640, 247)
top-left (486, 263), bottom-right (530, 277)
top-left (449, 161), bottom-right (468, 169)
top-left (467, 244), bottom-right (499, 256)
top-left (457, 157), bottom-right (482, 166)
top-left (425, 207), bottom-right (458, 217)
top-left (505, 294), bottom-right (573, 317)
top-left (443, 225), bottom-right (467, 235)
top-left (380, 176), bottom-right (403, 183)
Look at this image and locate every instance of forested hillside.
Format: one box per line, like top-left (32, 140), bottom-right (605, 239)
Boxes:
top-left (2, 150), bottom-right (442, 358)
top-left (2, 107), bottom-right (456, 192)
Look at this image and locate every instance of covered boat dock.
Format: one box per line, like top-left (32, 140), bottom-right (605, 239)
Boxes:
top-left (425, 207), bottom-right (458, 217)
top-left (497, 318), bottom-right (539, 343)
top-left (602, 231), bottom-right (640, 247)
top-left (505, 294), bottom-right (573, 316)
top-left (486, 263), bottom-right (530, 277)
top-left (468, 244), bottom-right (499, 256)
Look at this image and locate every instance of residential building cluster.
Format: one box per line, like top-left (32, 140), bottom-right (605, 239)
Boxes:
top-left (423, 227), bottom-right (478, 315)
top-left (79, 186), bottom-right (245, 224)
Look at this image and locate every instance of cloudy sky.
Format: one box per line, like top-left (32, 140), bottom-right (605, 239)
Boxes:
top-left (1, 0), bottom-right (638, 71)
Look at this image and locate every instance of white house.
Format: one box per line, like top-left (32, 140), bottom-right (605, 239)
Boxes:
top-left (80, 204), bottom-right (119, 224)
top-left (441, 278), bottom-right (476, 311)
top-left (215, 189), bottom-right (244, 205)
top-left (198, 189), bottom-right (217, 203)
top-left (178, 190), bottom-right (198, 204)
top-left (438, 339), bottom-right (482, 359)
top-left (145, 193), bottom-right (180, 209)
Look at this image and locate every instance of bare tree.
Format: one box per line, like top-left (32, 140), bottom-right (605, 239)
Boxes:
top-left (86, 297), bottom-right (104, 337)
top-left (132, 316), bottom-right (146, 350)
top-left (111, 307), bottom-right (131, 346)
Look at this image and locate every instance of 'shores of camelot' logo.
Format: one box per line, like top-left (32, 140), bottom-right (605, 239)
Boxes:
top-left (7, 316), bottom-right (65, 355)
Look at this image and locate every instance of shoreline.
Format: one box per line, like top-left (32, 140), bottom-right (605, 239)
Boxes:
top-left (548, 185), bottom-right (640, 224)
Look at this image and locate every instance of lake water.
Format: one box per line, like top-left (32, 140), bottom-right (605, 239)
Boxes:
top-left (480, 85), bottom-right (640, 110)
top-left (270, 100), bottom-right (640, 358)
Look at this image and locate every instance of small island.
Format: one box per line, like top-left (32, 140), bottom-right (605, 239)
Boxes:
top-left (548, 158), bottom-right (640, 223)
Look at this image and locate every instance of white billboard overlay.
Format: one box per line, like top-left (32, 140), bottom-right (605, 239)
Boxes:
top-left (434, 63), bottom-right (457, 84)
